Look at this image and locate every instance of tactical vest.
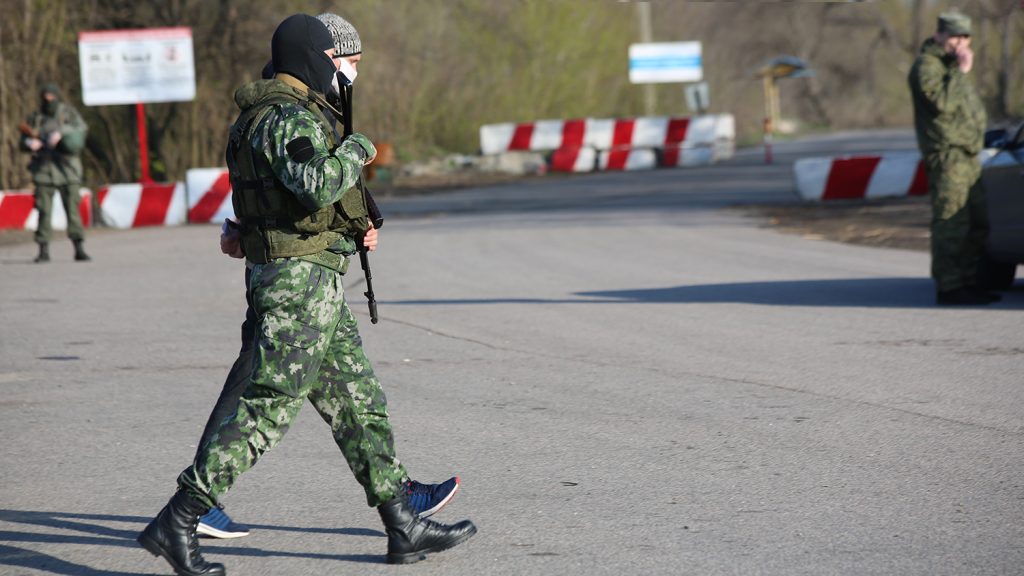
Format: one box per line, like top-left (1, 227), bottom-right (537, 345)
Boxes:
top-left (227, 79), bottom-right (365, 266)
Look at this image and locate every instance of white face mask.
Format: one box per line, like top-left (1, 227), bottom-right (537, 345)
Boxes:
top-left (337, 57), bottom-right (358, 85)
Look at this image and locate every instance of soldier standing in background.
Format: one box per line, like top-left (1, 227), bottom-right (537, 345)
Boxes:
top-left (908, 13), bottom-right (997, 306)
top-left (19, 83), bottom-right (90, 263)
top-left (137, 15), bottom-right (475, 576)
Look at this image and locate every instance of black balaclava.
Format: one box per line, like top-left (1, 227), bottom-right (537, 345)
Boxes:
top-left (271, 14), bottom-right (336, 95)
top-left (40, 83), bottom-right (61, 116)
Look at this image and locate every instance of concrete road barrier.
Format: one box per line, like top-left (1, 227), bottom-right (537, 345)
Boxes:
top-left (0, 188), bottom-right (93, 230)
top-left (793, 151), bottom-right (927, 201)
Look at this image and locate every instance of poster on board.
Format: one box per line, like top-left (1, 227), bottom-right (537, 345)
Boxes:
top-left (78, 27), bottom-right (196, 106)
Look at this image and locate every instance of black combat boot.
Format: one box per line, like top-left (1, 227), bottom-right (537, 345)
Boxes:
top-left (936, 286), bottom-right (996, 306)
top-left (73, 239), bottom-right (90, 261)
top-left (34, 243), bottom-right (49, 263)
top-left (137, 491), bottom-right (226, 576)
top-left (377, 494), bottom-right (477, 564)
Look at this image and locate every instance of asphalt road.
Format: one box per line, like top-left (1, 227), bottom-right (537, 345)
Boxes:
top-left (1, 131), bottom-right (1021, 576)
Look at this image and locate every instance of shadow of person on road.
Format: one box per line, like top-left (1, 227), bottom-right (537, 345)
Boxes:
top-left (577, 278), bottom-right (1024, 308)
top-left (0, 508), bottom-right (385, 575)
top-left (386, 278), bottom-right (1024, 309)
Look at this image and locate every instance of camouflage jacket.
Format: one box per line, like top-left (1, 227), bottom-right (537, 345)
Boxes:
top-left (908, 38), bottom-right (986, 157)
top-left (240, 74), bottom-right (369, 216)
top-left (21, 102), bottom-right (88, 185)
top-left (231, 74), bottom-right (373, 265)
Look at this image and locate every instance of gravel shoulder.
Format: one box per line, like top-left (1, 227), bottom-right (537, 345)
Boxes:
top-left (736, 196), bottom-right (931, 253)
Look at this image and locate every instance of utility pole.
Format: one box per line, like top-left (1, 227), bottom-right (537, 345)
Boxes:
top-left (636, 1), bottom-right (656, 116)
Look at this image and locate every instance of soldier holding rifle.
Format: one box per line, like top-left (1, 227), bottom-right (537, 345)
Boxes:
top-left (19, 83), bottom-right (90, 263)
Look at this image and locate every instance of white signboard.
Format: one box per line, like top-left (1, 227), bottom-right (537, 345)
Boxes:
top-left (629, 41), bottom-right (703, 84)
top-left (685, 82), bottom-right (710, 113)
top-left (78, 27), bottom-right (196, 106)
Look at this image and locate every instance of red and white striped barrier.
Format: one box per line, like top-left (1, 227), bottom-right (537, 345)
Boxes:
top-left (549, 147), bottom-right (598, 173)
top-left (97, 182), bottom-right (187, 228)
top-left (0, 188), bottom-right (93, 230)
top-left (598, 148), bottom-right (658, 171)
top-left (480, 114), bottom-right (735, 158)
top-left (185, 168), bottom-right (234, 224)
top-left (793, 152), bottom-right (928, 201)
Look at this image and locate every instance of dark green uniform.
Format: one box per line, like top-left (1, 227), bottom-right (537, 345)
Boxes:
top-left (20, 86), bottom-right (88, 247)
top-left (908, 38), bottom-right (987, 293)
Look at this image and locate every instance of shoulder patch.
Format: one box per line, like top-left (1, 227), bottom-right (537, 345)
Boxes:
top-left (286, 136), bottom-right (316, 163)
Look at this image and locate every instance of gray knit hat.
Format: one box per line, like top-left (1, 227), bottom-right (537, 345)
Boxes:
top-left (317, 13), bottom-right (361, 56)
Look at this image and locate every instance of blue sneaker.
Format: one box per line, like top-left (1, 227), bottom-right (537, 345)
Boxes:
top-left (406, 476), bottom-right (460, 518)
top-left (196, 505), bottom-right (250, 539)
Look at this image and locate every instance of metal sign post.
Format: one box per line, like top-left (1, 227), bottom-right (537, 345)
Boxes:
top-left (753, 56), bottom-right (814, 165)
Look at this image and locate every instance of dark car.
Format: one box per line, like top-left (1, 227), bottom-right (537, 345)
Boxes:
top-left (980, 122), bottom-right (1024, 289)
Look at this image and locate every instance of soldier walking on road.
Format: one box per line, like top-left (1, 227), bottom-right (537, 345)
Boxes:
top-left (193, 11), bottom-right (462, 541)
top-left (19, 83), bottom-right (90, 263)
top-left (908, 12), bottom-right (997, 306)
top-left (137, 15), bottom-right (476, 576)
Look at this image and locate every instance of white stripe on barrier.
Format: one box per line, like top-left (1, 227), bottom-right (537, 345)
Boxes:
top-left (479, 124), bottom-right (516, 155)
top-left (185, 168), bottom-right (234, 223)
top-left (98, 182), bottom-right (187, 228)
top-left (793, 157), bottom-right (834, 201)
top-left (865, 151), bottom-right (922, 199)
top-left (98, 184), bottom-right (142, 228)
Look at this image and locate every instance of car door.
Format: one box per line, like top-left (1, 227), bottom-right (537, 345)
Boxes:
top-left (982, 124), bottom-right (1024, 265)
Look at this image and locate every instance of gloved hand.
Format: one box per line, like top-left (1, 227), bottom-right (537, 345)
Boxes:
top-left (220, 218), bottom-right (244, 259)
top-left (339, 133), bottom-right (377, 166)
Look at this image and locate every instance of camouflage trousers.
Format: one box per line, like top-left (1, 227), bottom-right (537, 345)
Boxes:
top-left (178, 258), bottom-right (408, 508)
top-left (34, 183), bottom-right (85, 244)
top-left (924, 148), bottom-right (989, 292)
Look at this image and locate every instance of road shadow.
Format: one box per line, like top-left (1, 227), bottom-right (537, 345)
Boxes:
top-left (386, 278), bottom-right (1024, 309)
top-left (0, 508), bottom-right (384, 575)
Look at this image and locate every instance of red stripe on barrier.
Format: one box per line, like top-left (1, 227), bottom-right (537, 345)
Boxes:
top-left (562, 119), bottom-right (586, 149)
top-left (133, 184), bottom-right (176, 227)
top-left (822, 157), bottom-right (881, 200)
top-left (79, 192), bottom-right (92, 228)
top-left (606, 120), bottom-right (635, 170)
top-left (662, 118), bottom-right (691, 166)
top-left (188, 172), bottom-right (232, 223)
top-left (549, 148), bottom-right (581, 172)
top-left (0, 194), bottom-right (35, 229)
top-left (508, 123), bottom-right (534, 150)
top-left (908, 160), bottom-right (928, 196)
top-left (665, 118), bottom-right (690, 145)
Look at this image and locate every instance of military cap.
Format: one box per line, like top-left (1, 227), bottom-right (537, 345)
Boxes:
top-left (40, 82), bottom-right (61, 98)
top-left (938, 12), bottom-right (971, 36)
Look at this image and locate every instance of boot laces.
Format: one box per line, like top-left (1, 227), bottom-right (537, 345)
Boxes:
top-left (188, 519), bottom-right (207, 564)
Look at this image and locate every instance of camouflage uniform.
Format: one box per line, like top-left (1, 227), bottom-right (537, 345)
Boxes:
top-left (178, 73), bottom-right (408, 509)
top-left (908, 35), bottom-right (987, 293)
top-left (21, 85), bottom-right (89, 246)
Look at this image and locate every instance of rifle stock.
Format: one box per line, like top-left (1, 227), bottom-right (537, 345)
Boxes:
top-left (18, 121), bottom-right (39, 139)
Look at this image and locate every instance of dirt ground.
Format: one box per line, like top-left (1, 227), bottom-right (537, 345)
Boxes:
top-left (0, 178), bottom-right (932, 253)
top-left (736, 196), bottom-right (931, 253)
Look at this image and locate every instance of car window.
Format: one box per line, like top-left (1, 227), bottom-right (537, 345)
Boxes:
top-left (1012, 123), bottom-right (1024, 150)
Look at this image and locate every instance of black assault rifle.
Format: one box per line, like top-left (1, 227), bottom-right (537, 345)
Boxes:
top-left (315, 83), bottom-right (383, 324)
